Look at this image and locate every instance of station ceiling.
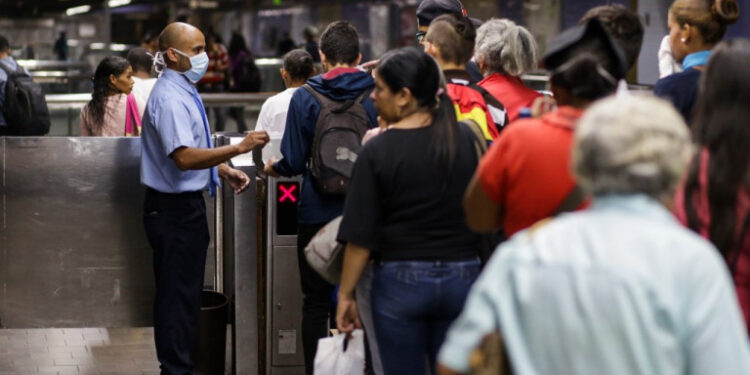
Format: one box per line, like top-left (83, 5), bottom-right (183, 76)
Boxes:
top-left (1, 0), bottom-right (253, 18)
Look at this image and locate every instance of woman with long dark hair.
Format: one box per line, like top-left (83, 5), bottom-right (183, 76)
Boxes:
top-left (676, 39), bottom-right (750, 331)
top-left (654, 0), bottom-right (739, 122)
top-left (80, 56), bottom-right (144, 136)
top-left (335, 47), bottom-right (482, 374)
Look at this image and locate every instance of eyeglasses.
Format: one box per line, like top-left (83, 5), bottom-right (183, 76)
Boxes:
top-left (416, 31), bottom-right (426, 44)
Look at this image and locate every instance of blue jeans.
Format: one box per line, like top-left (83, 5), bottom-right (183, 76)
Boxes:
top-left (371, 258), bottom-right (481, 375)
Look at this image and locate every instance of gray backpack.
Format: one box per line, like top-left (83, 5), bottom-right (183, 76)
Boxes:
top-left (303, 84), bottom-right (372, 195)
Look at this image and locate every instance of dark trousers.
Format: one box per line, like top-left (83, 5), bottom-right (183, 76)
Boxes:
top-left (297, 223), bottom-right (335, 375)
top-left (371, 259), bottom-right (481, 375)
top-left (143, 188), bottom-right (210, 375)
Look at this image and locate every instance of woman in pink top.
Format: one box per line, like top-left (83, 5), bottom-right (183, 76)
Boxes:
top-left (80, 56), bottom-right (144, 136)
top-left (675, 40), bottom-right (750, 332)
top-left (475, 19), bottom-right (541, 123)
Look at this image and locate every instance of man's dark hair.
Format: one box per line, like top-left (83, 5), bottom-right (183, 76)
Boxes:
top-left (283, 49), bottom-right (314, 82)
top-left (579, 4), bottom-right (644, 70)
top-left (319, 21), bottom-right (360, 66)
top-left (127, 47), bottom-right (153, 74)
top-left (0, 35), bottom-right (9, 53)
top-left (426, 14), bottom-right (476, 65)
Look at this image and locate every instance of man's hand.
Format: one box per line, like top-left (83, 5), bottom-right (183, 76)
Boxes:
top-left (237, 130), bottom-right (270, 154)
top-left (219, 165), bottom-right (251, 194)
top-left (263, 157), bottom-right (280, 177)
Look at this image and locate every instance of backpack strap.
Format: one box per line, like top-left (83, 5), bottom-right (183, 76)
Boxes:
top-left (469, 83), bottom-right (510, 132)
top-left (459, 119), bottom-right (487, 161)
top-left (302, 84), bottom-right (373, 114)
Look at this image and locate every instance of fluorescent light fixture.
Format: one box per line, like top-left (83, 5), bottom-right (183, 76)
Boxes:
top-left (66, 5), bottom-right (91, 16)
top-left (110, 44), bottom-right (128, 51)
top-left (90, 43), bottom-right (106, 50)
top-left (108, 0), bottom-right (131, 7)
top-left (189, 0), bottom-right (219, 9)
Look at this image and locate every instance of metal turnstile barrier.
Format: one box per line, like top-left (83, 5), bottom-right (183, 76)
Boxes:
top-left (264, 175), bottom-right (305, 375)
top-left (214, 134), bottom-right (305, 375)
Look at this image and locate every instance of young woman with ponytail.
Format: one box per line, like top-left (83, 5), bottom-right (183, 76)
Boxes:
top-left (654, 0), bottom-right (740, 122)
top-left (675, 39), bottom-right (750, 332)
top-left (80, 56), bottom-right (145, 136)
top-left (335, 47), bottom-right (483, 375)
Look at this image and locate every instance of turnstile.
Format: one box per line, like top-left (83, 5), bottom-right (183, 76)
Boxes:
top-left (264, 175), bottom-right (305, 375)
top-left (216, 134), bottom-right (305, 375)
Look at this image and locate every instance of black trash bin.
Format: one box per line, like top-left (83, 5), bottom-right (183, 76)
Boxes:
top-left (194, 290), bottom-right (229, 375)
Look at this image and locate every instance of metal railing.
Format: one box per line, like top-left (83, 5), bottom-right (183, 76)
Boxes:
top-left (46, 92), bottom-right (276, 136)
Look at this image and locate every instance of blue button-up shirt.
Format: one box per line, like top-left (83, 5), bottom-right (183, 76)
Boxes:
top-left (141, 69), bottom-right (210, 193)
top-left (0, 57), bottom-right (20, 127)
top-left (439, 195), bottom-right (750, 375)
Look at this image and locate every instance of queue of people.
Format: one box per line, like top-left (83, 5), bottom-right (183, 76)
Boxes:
top-left (59, 0), bottom-right (750, 373)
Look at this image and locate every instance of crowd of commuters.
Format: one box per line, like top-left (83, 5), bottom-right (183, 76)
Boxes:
top-left (42, 0), bottom-right (750, 373)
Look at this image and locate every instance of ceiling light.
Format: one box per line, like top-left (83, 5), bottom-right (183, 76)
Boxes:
top-left (66, 5), bottom-right (91, 16)
top-left (108, 0), bottom-right (131, 7)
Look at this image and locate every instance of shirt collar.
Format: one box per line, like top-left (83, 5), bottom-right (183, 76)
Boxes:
top-left (483, 72), bottom-right (523, 86)
top-left (444, 69), bottom-right (473, 85)
top-left (541, 106), bottom-right (584, 129)
top-left (682, 50), bottom-right (711, 70)
top-left (161, 68), bottom-right (195, 93)
top-left (592, 194), bottom-right (675, 224)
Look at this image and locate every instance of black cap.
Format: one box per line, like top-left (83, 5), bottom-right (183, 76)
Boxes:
top-left (416, 0), bottom-right (467, 28)
top-left (543, 18), bottom-right (628, 80)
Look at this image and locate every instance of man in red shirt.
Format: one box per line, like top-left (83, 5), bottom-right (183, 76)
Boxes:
top-left (463, 19), bottom-right (628, 238)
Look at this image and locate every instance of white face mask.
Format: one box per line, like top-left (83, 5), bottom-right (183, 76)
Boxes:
top-left (171, 48), bottom-right (209, 83)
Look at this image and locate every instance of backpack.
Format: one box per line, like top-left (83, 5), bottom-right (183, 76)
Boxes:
top-left (232, 54), bottom-right (262, 92)
top-left (303, 84), bottom-right (372, 195)
top-left (0, 62), bottom-right (50, 135)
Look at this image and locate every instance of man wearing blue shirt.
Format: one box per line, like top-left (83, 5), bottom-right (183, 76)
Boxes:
top-left (141, 22), bottom-right (269, 375)
top-left (263, 21), bottom-right (378, 374)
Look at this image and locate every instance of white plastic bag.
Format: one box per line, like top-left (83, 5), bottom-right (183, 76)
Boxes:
top-left (313, 330), bottom-right (366, 375)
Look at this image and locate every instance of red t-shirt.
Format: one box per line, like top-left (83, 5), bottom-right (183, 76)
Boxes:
top-left (478, 73), bottom-right (542, 123)
top-left (674, 148), bottom-right (750, 331)
top-left (478, 106), bottom-right (584, 236)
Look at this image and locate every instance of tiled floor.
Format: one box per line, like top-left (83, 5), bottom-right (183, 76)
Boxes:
top-left (0, 327), bottom-right (160, 374)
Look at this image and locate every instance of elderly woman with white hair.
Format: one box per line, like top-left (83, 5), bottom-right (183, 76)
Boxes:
top-left (437, 95), bottom-right (750, 375)
top-left (475, 18), bottom-right (542, 122)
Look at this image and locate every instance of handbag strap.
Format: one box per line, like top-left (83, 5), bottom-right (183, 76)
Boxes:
top-left (125, 94), bottom-right (141, 136)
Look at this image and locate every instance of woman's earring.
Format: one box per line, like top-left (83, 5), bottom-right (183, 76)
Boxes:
top-left (681, 37), bottom-right (686, 43)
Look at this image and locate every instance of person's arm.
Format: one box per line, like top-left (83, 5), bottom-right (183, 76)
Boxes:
top-left (271, 89), bottom-right (317, 177)
top-left (171, 130), bottom-right (269, 170)
top-left (79, 107), bottom-right (91, 136)
top-left (218, 163), bottom-right (251, 194)
top-left (464, 172), bottom-right (503, 233)
top-left (437, 250), bottom-right (506, 374)
top-left (336, 243), bottom-right (371, 334)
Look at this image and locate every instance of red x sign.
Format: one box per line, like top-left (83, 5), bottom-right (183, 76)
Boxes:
top-left (279, 184), bottom-right (298, 203)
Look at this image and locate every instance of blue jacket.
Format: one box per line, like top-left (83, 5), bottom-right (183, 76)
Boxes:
top-left (654, 67), bottom-right (701, 123)
top-left (273, 68), bottom-right (377, 225)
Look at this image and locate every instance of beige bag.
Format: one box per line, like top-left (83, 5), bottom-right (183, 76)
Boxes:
top-left (304, 216), bottom-right (344, 284)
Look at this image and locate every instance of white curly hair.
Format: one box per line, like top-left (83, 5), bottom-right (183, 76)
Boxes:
top-left (475, 18), bottom-right (538, 77)
top-left (572, 95), bottom-right (693, 200)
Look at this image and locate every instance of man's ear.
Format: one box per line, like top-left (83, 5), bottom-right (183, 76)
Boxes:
top-left (319, 50), bottom-right (327, 66)
top-left (354, 53), bottom-right (362, 66)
